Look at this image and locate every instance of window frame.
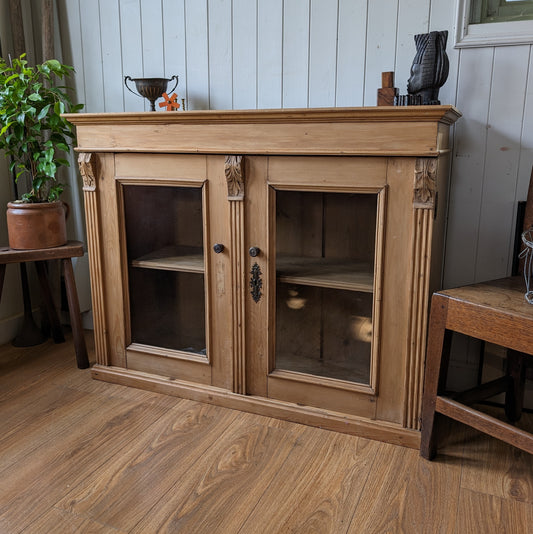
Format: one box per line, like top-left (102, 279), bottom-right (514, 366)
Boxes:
top-left (455, 0), bottom-right (533, 47)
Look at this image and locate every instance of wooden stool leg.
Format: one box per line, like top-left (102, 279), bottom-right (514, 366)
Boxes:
top-left (35, 261), bottom-right (65, 344)
top-left (12, 263), bottom-right (48, 347)
top-left (505, 350), bottom-right (527, 423)
top-left (0, 264), bottom-right (5, 300)
top-left (420, 295), bottom-right (451, 460)
top-left (62, 258), bottom-right (89, 369)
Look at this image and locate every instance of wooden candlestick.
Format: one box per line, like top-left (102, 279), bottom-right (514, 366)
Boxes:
top-left (377, 71), bottom-right (398, 106)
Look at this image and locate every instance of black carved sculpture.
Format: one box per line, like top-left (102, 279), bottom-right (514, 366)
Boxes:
top-left (406, 30), bottom-right (449, 105)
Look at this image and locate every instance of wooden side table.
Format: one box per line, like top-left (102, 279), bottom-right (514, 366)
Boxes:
top-left (0, 240), bottom-right (90, 369)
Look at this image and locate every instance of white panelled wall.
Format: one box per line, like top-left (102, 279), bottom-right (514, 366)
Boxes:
top-left (1, 0), bottom-right (532, 391)
top-left (56, 0), bottom-right (533, 288)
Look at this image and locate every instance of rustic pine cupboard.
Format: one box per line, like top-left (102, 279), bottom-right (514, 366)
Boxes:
top-left (67, 107), bottom-right (460, 448)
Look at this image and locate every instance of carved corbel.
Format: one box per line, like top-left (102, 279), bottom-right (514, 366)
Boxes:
top-left (413, 158), bottom-right (437, 209)
top-left (225, 155), bottom-right (245, 200)
top-left (224, 154), bottom-right (246, 393)
top-left (76, 151), bottom-right (107, 365)
top-left (78, 152), bottom-right (100, 191)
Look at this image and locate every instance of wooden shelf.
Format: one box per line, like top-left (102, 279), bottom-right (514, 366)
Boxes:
top-left (131, 247), bottom-right (204, 273)
top-left (276, 256), bottom-right (374, 293)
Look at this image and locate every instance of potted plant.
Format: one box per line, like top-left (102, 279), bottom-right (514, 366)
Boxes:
top-left (0, 54), bottom-right (83, 249)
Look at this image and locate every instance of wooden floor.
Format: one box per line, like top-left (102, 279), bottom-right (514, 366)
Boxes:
top-left (1, 332), bottom-right (532, 534)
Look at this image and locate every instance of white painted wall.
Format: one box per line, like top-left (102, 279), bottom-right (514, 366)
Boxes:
top-left (1, 1), bottom-right (532, 393)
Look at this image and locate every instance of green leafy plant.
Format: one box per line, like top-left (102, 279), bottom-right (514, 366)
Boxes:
top-left (0, 54), bottom-right (83, 203)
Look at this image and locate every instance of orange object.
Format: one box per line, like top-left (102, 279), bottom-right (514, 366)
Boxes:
top-left (159, 92), bottom-right (180, 111)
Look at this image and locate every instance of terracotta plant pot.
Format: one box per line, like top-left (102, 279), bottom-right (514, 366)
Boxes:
top-left (6, 201), bottom-right (68, 250)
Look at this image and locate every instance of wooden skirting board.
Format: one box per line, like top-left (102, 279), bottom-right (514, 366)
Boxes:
top-left (91, 364), bottom-right (421, 449)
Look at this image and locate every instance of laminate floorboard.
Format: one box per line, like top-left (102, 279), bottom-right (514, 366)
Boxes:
top-left (0, 332), bottom-right (531, 534)
top-left (238, 430), bottom-right (377, 534)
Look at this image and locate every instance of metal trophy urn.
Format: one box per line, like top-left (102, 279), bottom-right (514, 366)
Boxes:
top-left (124, 75), bottom-right (179, 111)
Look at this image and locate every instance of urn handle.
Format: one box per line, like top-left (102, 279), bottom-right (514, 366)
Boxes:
top-left (167, 75), bottom-right (179, 94)
top-left (124, 76), bottom-right (138, 97)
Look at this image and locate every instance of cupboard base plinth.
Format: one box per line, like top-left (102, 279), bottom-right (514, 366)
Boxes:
top-left (91, 364), bottom-right (421, 449)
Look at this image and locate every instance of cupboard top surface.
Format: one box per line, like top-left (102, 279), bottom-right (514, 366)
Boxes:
top-left (65, 105), bottom-right (461, 125)
top-left (66, 106), bottom-right (460, 157)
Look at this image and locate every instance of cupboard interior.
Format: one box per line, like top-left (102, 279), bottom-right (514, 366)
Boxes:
top-left (274, 190), bottom-right (377, 385)
top-left (123, 184), bottom-right (207, 355)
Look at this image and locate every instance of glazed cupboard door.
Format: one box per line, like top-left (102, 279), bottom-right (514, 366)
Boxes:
top-left (116, 154), bottom-right (234, 390)
top-left (246, 157), bottom-right (387, 418)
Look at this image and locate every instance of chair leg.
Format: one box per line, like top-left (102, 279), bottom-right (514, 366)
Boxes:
top-left (505, 350), bottom-right (527, 423)
top-left (420, 295), bottom-right (452, 460)
top-left (35, 261), bottom-right (65, 344)
top-left (62, 258), bottom-right (89, 369)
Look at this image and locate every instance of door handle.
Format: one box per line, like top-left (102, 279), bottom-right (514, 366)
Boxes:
top-left (249, 246), bottom-right (260, 257)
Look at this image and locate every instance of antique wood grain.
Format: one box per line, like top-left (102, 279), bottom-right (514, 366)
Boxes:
top-left (435, 397), bottom-right (533, 455)
top-left (115, 152), bottom-right (207, 182)
top-left (262, 156), bottom-right (387, 419)
top-left (1, 335), bottom-right (532, 533)
top-left (421, 277), bottom-right (533, 458)
top-left (349, 440), bottom-right (462, 533)
top-left (207, 155), bottom-right (234, 391)
top-left (239, 430), bottom-right (378, 534)
top-left (62, 257), bottom-right (90, 369)
top-left (0, 389), bottom-right (173, 530)
top-left (413, 157), bottom-right (438, 209)
top-left (0, 241), bottom-right (84, 263)
top-left (405, 206), bottom-right (434, 429)
top-left (125, 347), bottom-right (211, 384)
top-left (266, 155), bottom-right (388, 189)
top-left (65, 107), bottom-right (460, 157)
top-left (0, 386), bottom-right (90, 472)
top-left (420, 296), bottom-right (451, 460)
top-left (455, 489), bottom-right (533, 534)
top-left (459, 412), bottom-right (533, 505)
top-left (55, 402), bottom-right (239, 532)
top-left (225, 155), bottom-right (246, 394)
top-left (64, 106), bottom-right (461, 125)
top-left (79, 152), bottom-right (108, 365)
top-left (377, 71), bottom-right (398, 107)
top-left (99, 152), bottom-right (128, 368)
top-left (244, 156), bottom-right (269, 397)
top-left (130, 415), bottom-right (306, 533)
top-left (276, 257), bottom-right (374, 292)
top-left (375, 157), bottom-right (415, 424)
top-left (23, 508), bottom-right (124, 534)
top-left (69, 108), bottom-right (459, 444)
top-left (91, 364), bottom-right (419, 448)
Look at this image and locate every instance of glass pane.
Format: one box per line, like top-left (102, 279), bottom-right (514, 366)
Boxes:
top-left (129, 269), bottom-right (206, 354)
top-left (470, 0), bottom-right (533, 24)
top-left (276, 283), bottom-right (372, 383)
top-left (123, 185), bottom-right (206, 354)
top-left (275, 190), bottom-right (377, 385)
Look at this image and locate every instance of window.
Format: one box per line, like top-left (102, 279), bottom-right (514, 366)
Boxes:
top-left (455, 0), bottom-right (533, 47)
top-left (471, 0), bottom-right (533, 24)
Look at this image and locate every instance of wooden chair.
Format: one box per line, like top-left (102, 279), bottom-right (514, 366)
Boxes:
top-left (420, 277), bottom-right (533, 459)
top-left (0, 241), bottom-right (89, 369)
top-left (421, 170), bottom-right (533, 459)
top-left (420, 171), bottom-right (533, 459)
